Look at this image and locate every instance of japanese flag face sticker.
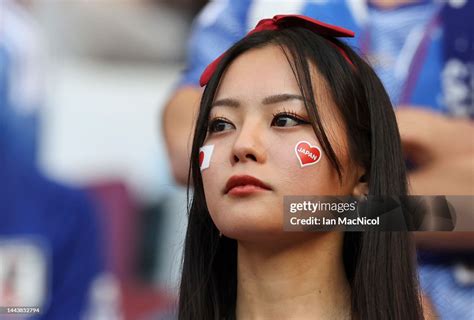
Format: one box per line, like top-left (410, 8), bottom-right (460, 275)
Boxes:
top-left (295, 141), bottom-right (322, 167)
top-left (199, 144), bottom-right (215, 171)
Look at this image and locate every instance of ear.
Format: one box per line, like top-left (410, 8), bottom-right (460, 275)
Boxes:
top-left (352, 171), bottom-right (368, 197)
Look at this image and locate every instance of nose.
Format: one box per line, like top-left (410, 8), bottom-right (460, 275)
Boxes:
top-left (231, 122), bottom-right (267, 165)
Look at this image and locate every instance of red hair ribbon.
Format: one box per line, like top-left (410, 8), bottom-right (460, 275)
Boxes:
top-left (199, 14), bottom-right (355, 87)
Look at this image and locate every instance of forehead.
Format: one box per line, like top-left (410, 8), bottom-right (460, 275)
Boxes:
top-left (214, 45), bottom-right (330, 105)
top-left (215, 45), bottom-right (300, 100)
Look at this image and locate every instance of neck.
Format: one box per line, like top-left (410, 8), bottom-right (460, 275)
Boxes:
top-left (235, 233), bottom-right (351, 320)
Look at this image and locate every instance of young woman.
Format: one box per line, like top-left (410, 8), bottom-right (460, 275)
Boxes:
top-left (178, 15), bottom-right (424, 320)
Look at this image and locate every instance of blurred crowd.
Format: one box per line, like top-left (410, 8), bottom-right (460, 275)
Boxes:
top-left (0, 1), bottom-right (472, 319)
top-left (0, 1), bottom-right (199, 319)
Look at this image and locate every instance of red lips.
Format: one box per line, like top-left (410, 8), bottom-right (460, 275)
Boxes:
top-left (224, 175), bottom-right (272, 195)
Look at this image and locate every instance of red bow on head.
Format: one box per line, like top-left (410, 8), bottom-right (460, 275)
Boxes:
top-left (199, 14), bottom-right (355, 87)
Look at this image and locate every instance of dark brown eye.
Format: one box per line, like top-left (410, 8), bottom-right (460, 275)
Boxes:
top-left (208, 118), bottom-right (235, 133)
top-left (271, 112), bottom-right (308, 127)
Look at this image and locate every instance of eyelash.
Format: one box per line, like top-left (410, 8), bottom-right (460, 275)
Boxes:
top-left (207, 110), bottom-right (309, 134)
top-left (271, 110), bottom-right (309, 126)
top-left (207, 116), bottom-right (233, 134)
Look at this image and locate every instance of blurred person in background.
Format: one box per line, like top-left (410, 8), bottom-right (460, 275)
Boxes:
top-left (162, 1), bottom-right (473, 319)
top-left (0, 1), bottom-right (111, 318)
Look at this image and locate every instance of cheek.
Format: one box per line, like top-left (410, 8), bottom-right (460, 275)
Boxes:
top-left (200, 142), bottom-right (230, 210)
top-left (269, 137), bottom-right (343, 195)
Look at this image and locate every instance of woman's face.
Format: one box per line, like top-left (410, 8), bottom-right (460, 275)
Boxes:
top-left (201, 45), bottom-right (362, 241)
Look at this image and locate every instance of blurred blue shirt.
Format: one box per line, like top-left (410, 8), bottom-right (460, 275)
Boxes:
top-left (179, 0), bottom-right (472, 117)
top-left (0, 3), bottom-right (105, 318)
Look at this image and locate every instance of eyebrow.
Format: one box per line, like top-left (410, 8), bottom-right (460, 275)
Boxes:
top-left (211, 93), bottom-right (304, 108)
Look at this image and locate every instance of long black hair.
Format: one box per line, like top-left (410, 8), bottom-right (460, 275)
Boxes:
top-left (179, 27), bottom-right (423, 320)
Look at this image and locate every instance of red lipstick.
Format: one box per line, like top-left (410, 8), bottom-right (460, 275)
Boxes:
top-left (224, 175), bottom-right (272, 196)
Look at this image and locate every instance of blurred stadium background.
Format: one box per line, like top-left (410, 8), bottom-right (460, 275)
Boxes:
top-left (1, 0), bottom-right (207, 318)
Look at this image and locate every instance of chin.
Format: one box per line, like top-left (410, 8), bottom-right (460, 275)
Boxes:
top-left (222, 227), bottom-right (286, 242)
top-left (215, 213), bottom-right (284, 240)
top-left (208, 197), bottom-right (284, 238)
